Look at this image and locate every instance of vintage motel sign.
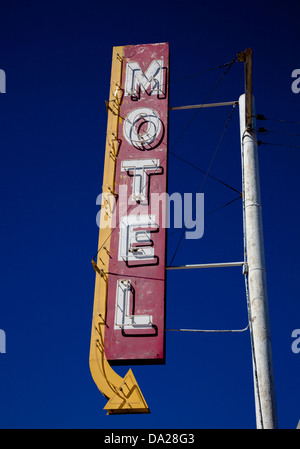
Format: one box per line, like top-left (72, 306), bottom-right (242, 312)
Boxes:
top-left (90, 43), bottom-right (169, 413)
top-left (105, 43), bottom-right (169, 362)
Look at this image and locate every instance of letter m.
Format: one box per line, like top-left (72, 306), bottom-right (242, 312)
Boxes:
top-left (125, 60), bottom-right (165, 100)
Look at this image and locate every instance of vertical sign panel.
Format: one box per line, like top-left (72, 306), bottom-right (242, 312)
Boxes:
top-left (104, 42), bottom-right (169, 362)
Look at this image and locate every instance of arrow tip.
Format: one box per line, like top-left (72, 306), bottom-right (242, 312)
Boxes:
top-left (104, 369), bottom-right (150, 415)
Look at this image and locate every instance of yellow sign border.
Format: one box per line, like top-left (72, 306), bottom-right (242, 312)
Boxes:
top-left (89, 46), bottom-right (150, 415)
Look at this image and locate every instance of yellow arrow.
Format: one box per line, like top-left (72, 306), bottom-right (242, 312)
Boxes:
top-left (89, 263), bottom-right (149, 414)
top-left (89, 46), bottom-right (149, 415)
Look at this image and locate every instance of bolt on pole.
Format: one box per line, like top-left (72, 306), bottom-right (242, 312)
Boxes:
top-left (238, 49), bottom-right (278, 428)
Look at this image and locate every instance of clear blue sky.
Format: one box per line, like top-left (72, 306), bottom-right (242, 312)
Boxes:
top-left (0, 0), bottom-right (299, 429)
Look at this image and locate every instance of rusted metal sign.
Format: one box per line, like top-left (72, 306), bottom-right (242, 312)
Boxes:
top-left (90, 42), bottom-right (168, 413)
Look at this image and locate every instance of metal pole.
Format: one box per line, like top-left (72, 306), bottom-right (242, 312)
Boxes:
top-left (244, 48), bottom-right (253, 130)
top-left (166, 261), bottom-right (244, 270)
top-left (169, 100), bottom-right (238, 110)
top-left (239, 93), bottom-right (278, 429)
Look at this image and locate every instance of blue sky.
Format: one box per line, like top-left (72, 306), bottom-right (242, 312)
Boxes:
top-left (0, 0), bottom-right (300, 429)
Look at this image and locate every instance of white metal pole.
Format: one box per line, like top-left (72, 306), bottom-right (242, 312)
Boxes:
top-left (169, 100), bottom-right (238, 110)
top-left (239, 94), bottom-right (278, 429)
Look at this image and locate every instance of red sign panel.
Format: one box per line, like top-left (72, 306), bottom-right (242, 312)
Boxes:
top-left (104, 42), bottom-right (169, 363)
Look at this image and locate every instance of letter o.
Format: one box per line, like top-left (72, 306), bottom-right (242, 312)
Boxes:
top-left (123, 107), bottom-right (164, 150)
